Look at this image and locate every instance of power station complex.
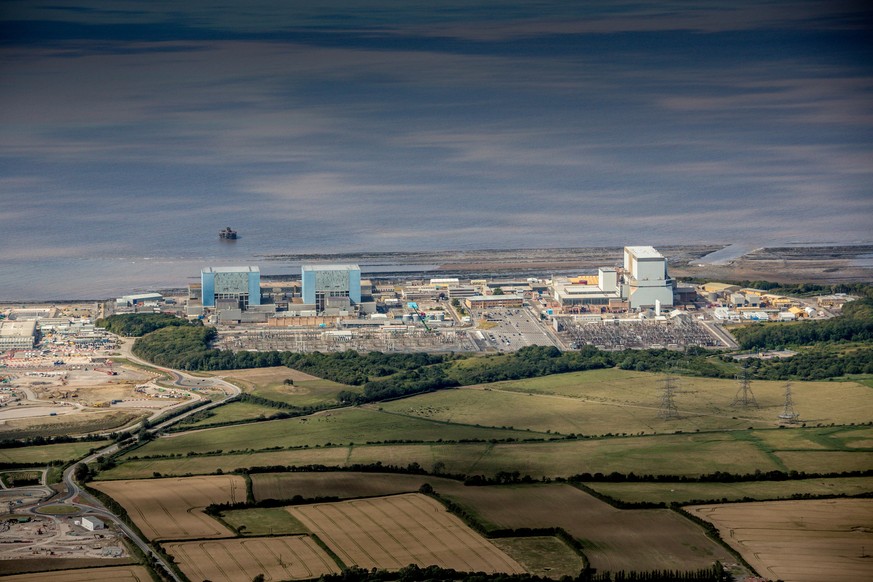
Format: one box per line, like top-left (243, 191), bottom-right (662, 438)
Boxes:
top-left (551, 246), bottom-right (674, 311)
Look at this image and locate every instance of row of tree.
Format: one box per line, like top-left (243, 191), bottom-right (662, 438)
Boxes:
top-left (95, 313), bottom-right (191, 337)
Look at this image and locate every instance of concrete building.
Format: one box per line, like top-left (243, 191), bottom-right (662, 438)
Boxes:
top-left (552, 268), bottom-right (622, 309)
top-left (80, 516), bottom-right (104, 531)
top-left (0, 320), bottom-right (37, 350)
top-left (301, 264), bottom-right (361, 313)
top-left (465, 295), bottom-right (524, 309)
top-left (201, 266), bottom-right (261, 308)
top-left (116, 292), bottom-right (163, 307)
top-left (622, 246), bottom-right (674, 310)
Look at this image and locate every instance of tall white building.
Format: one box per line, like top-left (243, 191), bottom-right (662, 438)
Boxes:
top-left (622, 246), bottom-right (674, 309)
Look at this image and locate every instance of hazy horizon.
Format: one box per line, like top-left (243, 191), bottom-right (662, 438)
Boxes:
top-left (2, 1), bottom-right (872, 298)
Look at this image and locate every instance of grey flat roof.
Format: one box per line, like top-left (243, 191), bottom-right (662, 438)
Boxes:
top-left (625, 246), bottom-right (663, 259)
top-left (0, 320), bottom-right (37, 337)
top-left (202, 266), bottom-right (260, 273)
top-left (302, 264), bottom-right (361, 271)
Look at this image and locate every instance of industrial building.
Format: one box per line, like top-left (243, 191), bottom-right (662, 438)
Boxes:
top-left (465, 295), bottom-right (524, 309)
top-left (622, 246), bottom-right (674, 310)
top-left (0, 320), bottom-right (37, 350)
top-left (201, 266), bottom-right (261, 308)
top-left (553, 267), bottom-right (622, 308)
top-left (302, 264), bottom-right (361, 313)
top-left (80, 516), bottom-right (104, 531)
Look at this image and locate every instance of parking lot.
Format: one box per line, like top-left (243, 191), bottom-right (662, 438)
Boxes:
top-left (470, 307), bottom-right (557, 352)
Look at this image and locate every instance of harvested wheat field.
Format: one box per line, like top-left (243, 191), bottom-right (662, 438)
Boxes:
top-left (91, 475), bottom-right (245, 540)
top-left (0, 565), bottom-right (153, 581)
top-left (437, 483), bottom-right (732, 573)
top-left (164, 535), bottom-right (340, 582)
top-left (686, 498), bottom-right (873, 582)
top-left (289, 493), bottom-right (525, 574)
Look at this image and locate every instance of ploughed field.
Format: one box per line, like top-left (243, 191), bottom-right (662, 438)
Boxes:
top-left (164, 535), bottom-right (340, 582)
top-left (437, 483), bottom-right (734, 573)
top-left (687, 498), bottom-right (873, 582)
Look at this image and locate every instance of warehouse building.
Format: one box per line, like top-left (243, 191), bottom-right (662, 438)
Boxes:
top-left (201, 266), bottom-right (261, 308)
top-left (0, 320), bottom-right (37, 350)
top-left (302, 264), bottom-right (361, 313)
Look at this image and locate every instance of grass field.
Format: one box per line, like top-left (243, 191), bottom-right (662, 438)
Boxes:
top-left (220, 507), bottom-right (309, 536)
top-left (251, 471), bottom-right (460, 502)
top-left (491, 536), bottom-right (586, 579)
top-left (177, 401), bottom-right (283, 427)
top-left (164, 535), bottom-right (340, 581)
top-left (437, 483), bottom-right (733, 573)
top-left (0, 440), bottom-right (110, 464)
top-left (124, 407), bottom-right (542, 457)
top-left (101, 426), bottom-right (871, 481)
top-left (376, 369), bottom-right (873, 435)
top-left (288, 493), bottom-right (525, 573)
top-left (584, 476), bottom-right (873, 505)
top-left (91, 475), bottom-right (244, 540)
top-left (686, 498), bottom-right (873, 582)
top-left (35, 504), bottom-right (79, 515)
top-left (0, 565), bottom-right (152, 581)
top-left (208, 366), bottom-right (357, 407)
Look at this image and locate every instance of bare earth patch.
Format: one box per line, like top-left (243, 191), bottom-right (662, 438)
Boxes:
top-left (686, 498), bottom-right (873, 582)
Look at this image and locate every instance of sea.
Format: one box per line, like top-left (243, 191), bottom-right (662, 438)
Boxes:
top-left (2, 219), bottom-right (870, 302)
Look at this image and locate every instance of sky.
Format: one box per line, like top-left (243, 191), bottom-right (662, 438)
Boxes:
top-left (1, 1), bottom-right (872, 274)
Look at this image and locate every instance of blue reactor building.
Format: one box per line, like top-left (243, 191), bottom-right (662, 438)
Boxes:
top-left (201, 266), bottom-right (261, 308)
top-left (301, 264), bottom-right (361, 312)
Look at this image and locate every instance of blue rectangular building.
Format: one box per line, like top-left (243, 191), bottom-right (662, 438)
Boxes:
top-left (301, 264), bottom-right (361, 312)
top-left (201, 266), bottom-right (261, 308)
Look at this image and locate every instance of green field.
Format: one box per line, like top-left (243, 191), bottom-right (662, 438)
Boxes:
top-left (376, 369), bottom-right (873, 436)
top-left (0, 440), bottom-right (110, 464)
top-left (100, 426), bottom-right (871, 481)
top-left (209, 367), bottom-right (358, 407)
top-left (177, 401), bottom-right (283, 427)
top-left (220, 507), bottom-right (309, 536)
top-left (584, 476), bottom-right (873, 505)
top-left (124, 407), bottom-right (541, 458)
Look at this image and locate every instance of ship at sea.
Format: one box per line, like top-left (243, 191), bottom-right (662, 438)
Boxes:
top-left (219, 226), bottom-right (238, 240)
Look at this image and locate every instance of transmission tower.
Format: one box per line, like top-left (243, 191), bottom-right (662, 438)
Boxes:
top-left (778, 382), bottom-right (800, 423)
top-left (658, 374), bottom-right (681, 420)
top-left (731, 368), bottom-right (759, 408)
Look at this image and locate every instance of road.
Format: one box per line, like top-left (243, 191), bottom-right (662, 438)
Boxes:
top-left (20, 337), bottom-right (243, 582)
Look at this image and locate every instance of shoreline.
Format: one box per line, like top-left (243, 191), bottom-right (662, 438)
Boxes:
top-left (2, 243), bottom-right (872, 303)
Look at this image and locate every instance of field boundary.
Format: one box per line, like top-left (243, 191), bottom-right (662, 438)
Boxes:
top-left (672, 506), bottom-right (759, 576)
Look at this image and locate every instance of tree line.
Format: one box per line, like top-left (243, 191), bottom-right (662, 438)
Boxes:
top-left (732, 297), bottom-right (873, 350)
top-left (95, 313), bottom-right (191, 337)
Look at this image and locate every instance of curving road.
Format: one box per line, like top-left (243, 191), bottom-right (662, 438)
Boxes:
top-left (23, 336), bottom-right (243, 582)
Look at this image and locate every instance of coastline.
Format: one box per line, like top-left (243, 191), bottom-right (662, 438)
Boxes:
top-left (2, 243), bottom-right (872, 303)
